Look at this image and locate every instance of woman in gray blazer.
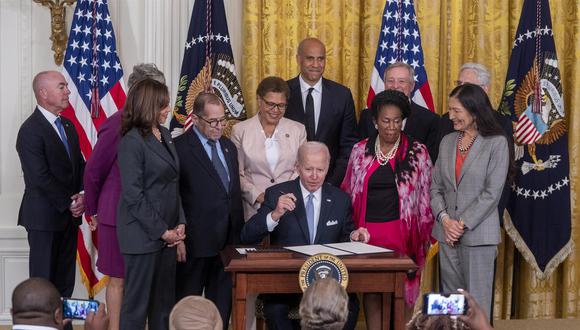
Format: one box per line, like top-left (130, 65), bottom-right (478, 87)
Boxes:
top-left (117, 79), bottom-right (186, 330)
top-left (431, 84), bottom-right (510, 320)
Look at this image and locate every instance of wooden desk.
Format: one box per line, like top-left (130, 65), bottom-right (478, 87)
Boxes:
top-left (221, 246), bottom-right (417, 330)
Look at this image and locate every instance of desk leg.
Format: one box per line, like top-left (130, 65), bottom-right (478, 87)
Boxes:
top-left (393, 272), bottom-right (406, 330)
top-left (382, 292), bottom-right (392, 330)
top-left (232, 273), bottom-right (247, 330)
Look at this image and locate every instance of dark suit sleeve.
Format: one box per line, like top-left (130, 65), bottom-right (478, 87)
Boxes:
top-left (240, 187), bottom-right (278, 244)
top-left (117, 134), bottom-right (168, 240)
top-left (425, 115), bottom-right (441, 163)
top-left (16, 128), bottom-right (73, 212)
top-left (339, 196), bottom-right (355, 242)
top-left (357, 108), bottom-right (374, 140)
top-left (328, 90), bottom-right (359, 186)
top-left (83, 121), bottom-right (117, 216)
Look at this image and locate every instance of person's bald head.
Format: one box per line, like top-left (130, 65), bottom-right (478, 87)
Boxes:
top-left (33, 71), bottom-right (70, 115)
top-left (297, 38), bottom-right (326, 85)
top-left (11, 278), bottom-right (63, 329)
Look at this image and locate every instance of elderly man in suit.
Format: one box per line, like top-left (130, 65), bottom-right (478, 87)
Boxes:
top-left (174, 92), bottom-right (244, 329)
top-left (285, 38), bottom-right (359, 186)
top-left (358, 62), bottom-right (441, 162)
top-left (241, 142), bottom-right (369, 330)
top-left (16, 71), bottom-right (85, 302)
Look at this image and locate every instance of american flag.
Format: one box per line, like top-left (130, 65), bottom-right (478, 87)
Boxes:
top-left (367, 0), bottom-right (434, 111)
top-left (62, 0), bottom-right (126, 296)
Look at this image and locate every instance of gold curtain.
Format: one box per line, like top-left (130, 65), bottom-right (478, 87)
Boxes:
top-left (242, 0), bottom-right (580, 319)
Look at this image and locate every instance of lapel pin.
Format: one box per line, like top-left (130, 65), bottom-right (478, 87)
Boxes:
top-left (224, 148), bottom-right (229, 153)
top-left (285, 133), bottom-right (290, 138)
top-left (326, 198), bottom-right (331, 202)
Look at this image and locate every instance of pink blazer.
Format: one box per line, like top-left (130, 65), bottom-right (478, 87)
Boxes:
top-left (231, 115), bottom-right (306, 220)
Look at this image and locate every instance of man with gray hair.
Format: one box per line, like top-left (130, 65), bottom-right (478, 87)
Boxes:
top-left (83, 63), bottom-right (166, 330)
top-left (358, 62), bottom-right (441, 162)
top-left (241, 141), bottom-right (369, 329)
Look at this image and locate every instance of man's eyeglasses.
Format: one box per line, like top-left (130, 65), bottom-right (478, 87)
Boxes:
top-left (198, 116), bottom-right (228, 128)
top-left (455, 80), bottom-right (486, 88)
top-left (261, 98), bottom-right (287, 111)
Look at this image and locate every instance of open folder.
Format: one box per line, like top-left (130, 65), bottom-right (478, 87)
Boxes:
top-left (284, 242), bottom-right (392, 256)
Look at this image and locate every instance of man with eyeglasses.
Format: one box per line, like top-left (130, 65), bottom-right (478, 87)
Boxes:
top-left (439, 62), bottom-right (514, 222)
top-left (285, 38), bottom-right (359, 186)
top-left (358, 62), bottom-right (441, 162)
top-left (173, 92), bottom-right (244, 329)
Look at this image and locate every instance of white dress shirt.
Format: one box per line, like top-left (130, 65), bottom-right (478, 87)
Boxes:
top-left (13, 325), bottom-right (59, 330)
top-left (37, 105), bottom-right (66, 139)
top-left (266, 181), bottom-right (322, 240)
top-left (299, 75), bottom-right (323, 134)
top-left (263, 129), bottom-right (280, 174)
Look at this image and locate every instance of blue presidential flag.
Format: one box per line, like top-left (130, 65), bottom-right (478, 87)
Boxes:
top-left (170, 0), bottom-right (246, 136)
top-left (499, 0), bottom-right (573, 278)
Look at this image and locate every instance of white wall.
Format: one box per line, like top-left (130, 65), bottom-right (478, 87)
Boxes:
top-left (0, 0), bottom-right (243, 323)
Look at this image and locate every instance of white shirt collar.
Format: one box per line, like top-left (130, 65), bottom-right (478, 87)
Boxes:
top-left (299, 180), bottom-right (322, 202)
top-left (298, 75), bottom-right (322, 94)
top-left (37, 105), bottom-right (59, 124)
top-left (13, 325), bottom-right (59, 330)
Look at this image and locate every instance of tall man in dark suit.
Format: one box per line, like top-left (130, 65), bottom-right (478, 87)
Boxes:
top-left (241, 142), bottom-right (370, 330)
top-left (438, 62), bottom-right (514, 220)
top-left (16, 71), bottom-right (85, 301)
top-left (358, 62), bottom-right (441, 162)
top-left (285, 38), bottom-right (359, 186)
top-left (174, 92), bottom-right (244, 329)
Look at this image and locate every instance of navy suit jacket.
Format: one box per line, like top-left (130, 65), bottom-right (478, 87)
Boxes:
top-left (358, 101), bottom-right (441, 162)
top-left (16, 108), bottom-right (85, 231)
top-left (241, 178), bottom-right (354, 246)
top-left (285, 76), bottom-right (359, 186)
top-left (174, 129), bottom-right (244, 258)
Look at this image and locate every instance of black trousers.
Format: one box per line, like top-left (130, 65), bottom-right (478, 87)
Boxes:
top-left (27, 222), bottom-right (78, 298)
top-left (262, 293), bottom-right (360, 330)
top-left (120, 246), bottom-right (176, 330)
top-left (176, 255), bottom-right (232, 330)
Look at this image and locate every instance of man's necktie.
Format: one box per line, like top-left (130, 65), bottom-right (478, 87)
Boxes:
top-left (305, 87), bottom-right (316, 140)
top-left (306, 193), bottom-right (315, 244)
top-left (207, 140), bottom-right (229, 191)
top-left (54, 117), bottom-right (71, 157)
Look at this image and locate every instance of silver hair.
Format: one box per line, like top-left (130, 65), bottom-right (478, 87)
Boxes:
top-left (385, 62), bottom-right (415, 82)
top-left (297, 141), bottom-right (331, 166)
top-left (459, 63), bottom-right (491, 88)
top-left (127, 63), bottom-right (166, 88)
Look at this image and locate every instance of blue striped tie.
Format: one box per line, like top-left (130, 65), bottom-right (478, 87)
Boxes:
top-left (55, 117), bottom-right (71, 157)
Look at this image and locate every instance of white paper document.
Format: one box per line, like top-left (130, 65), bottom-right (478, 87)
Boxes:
top-left (284, 244), bottom-right (354, 256)
top-left (324, 242), bottom-right (392, 254)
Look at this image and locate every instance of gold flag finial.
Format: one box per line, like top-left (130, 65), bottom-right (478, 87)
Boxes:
top-left (33, 0), bottom-right (77, 65)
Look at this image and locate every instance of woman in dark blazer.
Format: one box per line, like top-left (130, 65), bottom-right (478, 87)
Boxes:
top-left (117, 78), bottom-right (186, 330)
top-left (430, 84), bottom-right (510, 320)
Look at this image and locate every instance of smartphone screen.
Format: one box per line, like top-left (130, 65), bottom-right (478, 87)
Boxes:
top-left (62, 298), bottom-right (99, 320)
top-left (423, 293), bottom-right (467, 315)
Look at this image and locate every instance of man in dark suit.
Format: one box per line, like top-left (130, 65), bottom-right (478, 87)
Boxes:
top-left (16, 71), bottom-right (85, 301)
top-left (438, 62), bottom-right (514, 220)
top-left (285, 38), bottom-right (359, 186)
top-left (174, 92), bottom-right (244, 329)
top-left (358, 62), bottom-right (441, 162)
top-left (241, 142), bottom-right (369, 330)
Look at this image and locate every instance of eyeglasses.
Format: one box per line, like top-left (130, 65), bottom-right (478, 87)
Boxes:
top-left (261, 98), bottom-right (287, 111)
top-left (198, 116), bottom-right (228, 128)
top-left (455, 80), bottom-right (486, 88)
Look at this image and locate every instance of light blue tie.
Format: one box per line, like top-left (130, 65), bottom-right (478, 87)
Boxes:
top-left (306, 193), bottom-right (315, 244)
top-left (54, 117), bottom-right (71, 157)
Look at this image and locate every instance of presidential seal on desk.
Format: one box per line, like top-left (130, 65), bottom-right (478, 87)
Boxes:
top-left (299, 253), bottom-right (348, 292)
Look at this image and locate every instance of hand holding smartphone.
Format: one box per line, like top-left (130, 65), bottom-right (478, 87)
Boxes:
top-left (62, 298), bottom-right (100, 320)
top-left (423, 293), bottom-right (468, 315)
